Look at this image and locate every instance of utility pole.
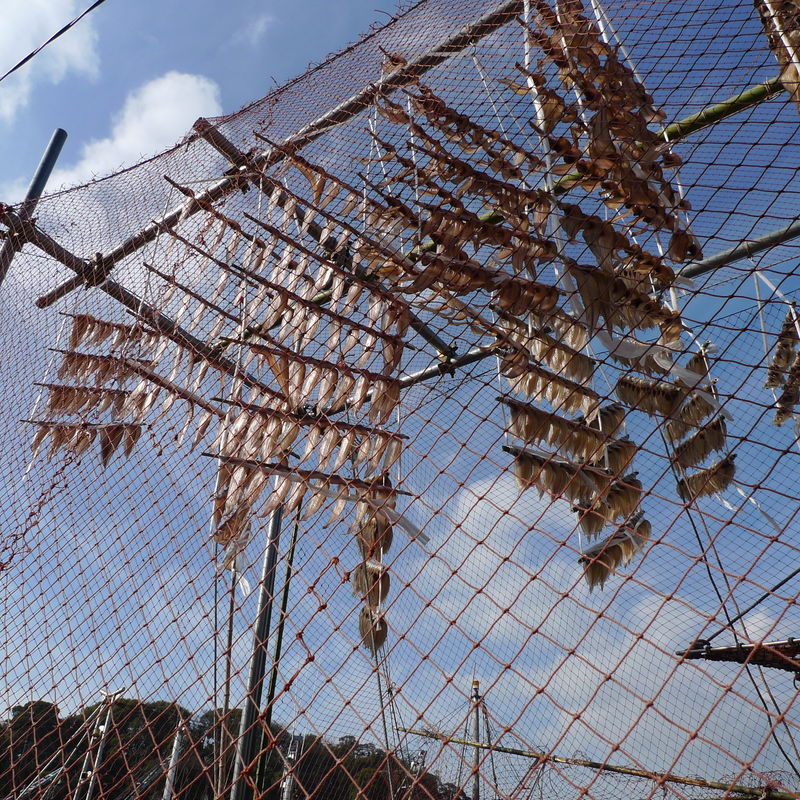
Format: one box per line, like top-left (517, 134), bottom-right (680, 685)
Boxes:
top-left (470, 680), bottom-right (480, 800)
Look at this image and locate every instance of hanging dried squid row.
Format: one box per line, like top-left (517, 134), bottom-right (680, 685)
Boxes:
top-left (497, 315), bottom-right (592, 382)
top-left (369, 181), bottom-right (552, 263)
top-left (774, 350), bottom-right (800, 425)
top-left (494, 276), bottom-right (561, 317)
top-left (766, 307), bottom-right (799, 388)
top-left (501, 395), bottom-right (619, 463)
top-left (580, 514), bottom-right (652, 592)
top-left (559, 203), bottom-right (636, 272)
top-left (523, 329), bottom-right (594, 384)
top-left (214, 409), bottom-right (298, 465)
top-left (216, 401), bottom-right (405, 475)
top-left (566, 261), bottom-right (680, 336)
top-left (589, 437), bottom-right (638, 475)
top-left (29, 421), bottom-right (141, 464)
top-left (403, 251), bottom-right (498, 295)
top-left (251, 343), bottom-right (401, 422)
top-left (588, 403), bottom-right (627, 438)
top-left (505, 444), bottom-right (614, 505)
top-left (369, 129), bottom-right (540, 234)
top-left (56, 351), bottom-right (150, 384)
top-left (573, 470), bottom-right (643, 534)
top-left (401, 85), bottom-right (544, 181)
top-left (601, 473), bottom-right (643, 519)
top-left (671, 416), bottom-right (727, 468)
top-left (501, 351), bottom-right (600, 416)
top-left (676, 454), bottom-right (736, 501)
top-left (98, 424), bottom-right (143, 465)
top-left (394, 134), bottom-right (552, 231)
top-left (66, 313), bottom-right (159, 353)
top-left (30, 422), bottom-right (95, 460)
top-left (615, 375), bottom-right (685, 416)
top-left (42, 384), bottom-right (128, 417)
top-left (615, 249), bottom-right (676, 292)
top-left (665, 392), bottom-right (716, 443)
top-left (210, 454), bottom-right (402, 537)
top-left (119, 379), bottom-right (161, 423)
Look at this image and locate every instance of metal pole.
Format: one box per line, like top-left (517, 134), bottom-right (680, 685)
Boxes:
top-left (230, 504), bottom-right (284, 800)
top-left (161, 711), bottom-right (186, 800)
top-left (279, 734), bottom-right (300, 800)
top-left (81, 693), bottom-right (117, 800)
top-left (680, 218), bottom-right (800, 279)
top-left (0, 127), bottom-right (67, 287)
top-left (254, 504), bottom-right (300, 793)
top-left (72, 700), bottom-right (108, 800)
top-left (471, 680), bottom-right (480, 800)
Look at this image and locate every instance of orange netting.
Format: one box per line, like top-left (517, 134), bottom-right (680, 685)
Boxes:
top-left (1, 1), bottom-right (800, 799)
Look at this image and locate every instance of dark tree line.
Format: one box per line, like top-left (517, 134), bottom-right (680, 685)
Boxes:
top-left (0, 700), bottom-right (468, 800)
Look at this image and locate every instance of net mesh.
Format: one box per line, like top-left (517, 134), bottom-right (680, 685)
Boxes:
top-left (1, 1), bottom-right (800, 799)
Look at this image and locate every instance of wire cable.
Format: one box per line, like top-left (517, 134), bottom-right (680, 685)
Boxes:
top-left (0, 0), bottom-right (110, 85)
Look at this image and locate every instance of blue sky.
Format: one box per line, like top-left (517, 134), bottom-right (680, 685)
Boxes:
top-left (0, 0), bottom-right (397, 199)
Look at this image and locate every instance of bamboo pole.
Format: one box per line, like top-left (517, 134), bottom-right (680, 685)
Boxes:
top-left (398, 728), bottom-right (795, 799)
top-left (660, 76), bottom-right (784, 141)
top-left (679, 218), bottom-right (800, 279)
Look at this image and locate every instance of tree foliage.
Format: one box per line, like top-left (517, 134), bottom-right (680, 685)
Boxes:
top-left (0, 699), bottom-right (464, 800)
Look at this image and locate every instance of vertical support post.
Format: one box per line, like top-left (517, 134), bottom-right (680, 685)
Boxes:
top-left (0, 128), bottom-right (67, 288)
top-left (72, 699), bottom-right (107, 800)
top-left (279, 733), bottom-right (300, 800)
top-left (81, 692), bottom-right (117, 800)
top-left (471, 680), bottom-right (481, 800)
top-left (255, 506), bottom-right (300, 793)
top-left (230, 505), bottom-right (284, 800)
top-left (162, 709), bottom-right (186, 800)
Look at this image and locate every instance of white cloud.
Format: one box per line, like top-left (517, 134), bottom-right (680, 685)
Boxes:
top-left (45, 70), bottom-right (223, 191)
top-left (395, 476), bottom-right (800, 786)
top-left (0, 0), bottom-right (99, 123)
top-left (231, 13), bottom-right (274, 48)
